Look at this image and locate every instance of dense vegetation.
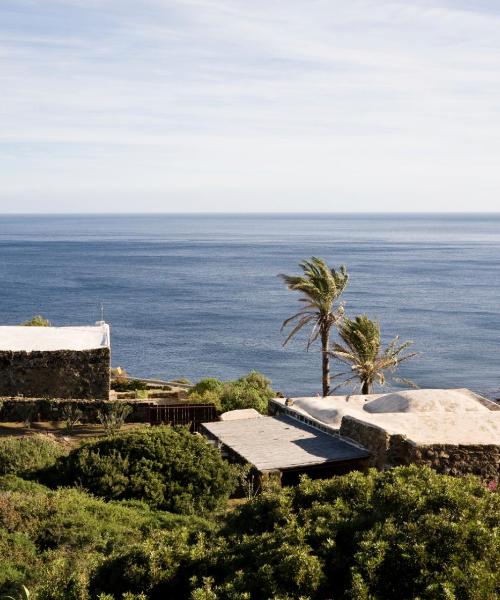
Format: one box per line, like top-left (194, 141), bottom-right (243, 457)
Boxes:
top-left (0, 434), bottom-right (67, 477)
top-left (45, 426), bottom-right (238, 514)
top-left (188, 370), bottom-right (275, 414)
top-left (211, 465), bottom-right (500, 599)
top-left (0, 475), bottom-right (212, 599)
top-left (0, 438), bottom-right (497, 600)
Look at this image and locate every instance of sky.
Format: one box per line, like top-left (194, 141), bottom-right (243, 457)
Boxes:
top-left (1, 0), bottom-right (500, 213)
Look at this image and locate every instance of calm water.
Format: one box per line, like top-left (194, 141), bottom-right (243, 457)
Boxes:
top-left (0, 213), bottom-right (499, 398)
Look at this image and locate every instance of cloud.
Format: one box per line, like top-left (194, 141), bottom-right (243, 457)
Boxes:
top-left (1, 0), bottom-right (500, 211)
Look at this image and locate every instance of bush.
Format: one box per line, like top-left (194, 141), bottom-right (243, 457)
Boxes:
top-left (0, 465), bottom-right (498, 599)
top-left (189, 371), bottom-right (275, 415)
top-left (10, 402), bottom-right (38, 428)
top-left (0, 475), bottom-right (211, 599)
top-left (50, 426), bottom-right (238, 514)
top-left (208, 465), bottom-right (500, 599)
top-left (189, 378), bottom-right (224, 397)
top-left (61, 404), bottom-right (83, 430)
top-left (187, 390), bottom-right (222, 411)
top-left (0, 435), bottom-right (67, 477)
top-left (112, 379), bottom-right (149, 392)
top-left (89, 528), bottom-right (204, 598)
top-left (97, 402), bottom-right (133, 433)
top-left (220, 371), bottom-right (274, 414)
top-left (20, 315), bottom-right (51, 326)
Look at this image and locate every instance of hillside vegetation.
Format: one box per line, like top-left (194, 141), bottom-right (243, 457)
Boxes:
top-left (0, 429), bottom-right (498, 600)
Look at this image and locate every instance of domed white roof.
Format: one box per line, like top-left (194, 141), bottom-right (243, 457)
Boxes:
top-left (364, 389), bottom-right (489, 414)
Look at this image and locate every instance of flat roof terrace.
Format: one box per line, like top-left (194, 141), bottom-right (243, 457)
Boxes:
top-left (0, 323), bottom-right (110, 352)
top-left (201, 415), bottom-right (369, 475)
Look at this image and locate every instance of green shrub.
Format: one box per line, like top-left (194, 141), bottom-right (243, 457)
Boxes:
top-left (61, 404), bottom-right (83, 430)
top-left (89, 528), bottom-right (205, 598)
top-left (211, 465), bottom-right (500, 599)
top-left (189, 371), bottom-right (275, 415)
top-left (219, 371), bottom-right (275, 414)
top-left (189, 378), bottom-right (224, 397)
top-left (0, 475), bottom-right (211, 599)
top-left (112, 379), bottom-right (149, 392)
top-left (10, 402), bottom-right (38, 428)
top-left (187, 390), bottom-right (222, 410)
top-left (0, 435), bottom-right (67, 477)
top-left (51, 426), bottom-right (238, 514)
top-left (20, 315), bottom-right (51, 326)
top-left (97, 402), bottom-right (132, 433)
top-left (1, 463), bottom-right (497, 599)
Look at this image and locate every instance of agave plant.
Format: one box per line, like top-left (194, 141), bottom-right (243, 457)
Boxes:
top-left (280, 257), bottom-right (349, 396)
top-left (2, 584), bottom-right (31, 600)
top-left (329, 314), bottom-right (418, 395)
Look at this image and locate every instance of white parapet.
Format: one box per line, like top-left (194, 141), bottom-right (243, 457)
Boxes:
top-left (0, 322), bottom-right (110, 352)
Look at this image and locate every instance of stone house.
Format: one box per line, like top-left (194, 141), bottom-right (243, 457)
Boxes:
top-left (269, 389), bottom-right (500, 483)
top-left (0, 322), bottom-right (110, 399)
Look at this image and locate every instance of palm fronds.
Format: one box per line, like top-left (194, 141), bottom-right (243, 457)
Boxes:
top-left (279, 257), bottom-right (348, 347)
top-left (280, 257), bottom-right (349, 396)
top-left (329, 314), bottom-right (418, 395)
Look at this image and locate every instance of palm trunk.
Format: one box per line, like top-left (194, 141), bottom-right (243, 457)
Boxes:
top-left (321, 327), bottom-right (330, 397)
top-left (361, 380), bottom-right (371, 395)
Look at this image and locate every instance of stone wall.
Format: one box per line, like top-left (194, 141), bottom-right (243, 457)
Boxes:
top-left (340, 415), bottom-right (499, 483)
top-left (388, 436), bottom-right (499, 482)
top-left (339, 416), bottom-right (390, 469)
top-left (0, 348), bottom-right (110, 400)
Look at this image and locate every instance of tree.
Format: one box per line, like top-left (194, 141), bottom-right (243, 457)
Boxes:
top-left (330, 314), bottom-right (417, 394)
top-left (280, 257), bottom-right (349, 396)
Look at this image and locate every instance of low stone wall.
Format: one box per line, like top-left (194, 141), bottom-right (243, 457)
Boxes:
top-left (0, 348), bottom-right (110, 400)
top-left (340, 415), bottom-right (499, 483)
top-left (339, 416), bottom-right (390, 469)
top-left (388, 437), bottom-right (499, 482)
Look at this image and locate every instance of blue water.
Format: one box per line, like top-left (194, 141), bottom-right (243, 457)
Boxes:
top-left (0, 213), bottom-right (499, 398)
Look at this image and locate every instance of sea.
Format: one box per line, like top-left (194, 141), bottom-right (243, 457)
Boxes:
top-left (0, 213), bottom-right (499, 399)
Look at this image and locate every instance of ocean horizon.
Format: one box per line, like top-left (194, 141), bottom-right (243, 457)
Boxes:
top-left (1, 212), bottom-right (499, 398)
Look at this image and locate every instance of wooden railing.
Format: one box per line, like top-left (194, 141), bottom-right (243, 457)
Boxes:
top-left (140, 403), bottom-right (218, 431)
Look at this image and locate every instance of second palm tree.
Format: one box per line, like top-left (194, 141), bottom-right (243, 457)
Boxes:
top-left (330, 314), bottom-right (418, 394)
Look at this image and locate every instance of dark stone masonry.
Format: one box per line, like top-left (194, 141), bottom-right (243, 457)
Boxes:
top-left (339, 415), bottom-right (499, 483)
top-left (0, 347), bottom-right (110, 400)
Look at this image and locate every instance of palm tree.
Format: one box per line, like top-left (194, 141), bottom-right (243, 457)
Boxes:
top-left (329, 314), bottom-right (418, 395)
top-left (280, 257), bottom-right (349, 396)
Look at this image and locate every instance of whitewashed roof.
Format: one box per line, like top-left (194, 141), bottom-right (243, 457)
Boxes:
top-left (272, 389), bottom-right (500, 446)
top-left (0, 323), bottom-right (110, 351)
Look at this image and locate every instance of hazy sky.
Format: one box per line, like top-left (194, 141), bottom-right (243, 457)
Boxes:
top-left (1, 0), bottom-right (500, 212)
